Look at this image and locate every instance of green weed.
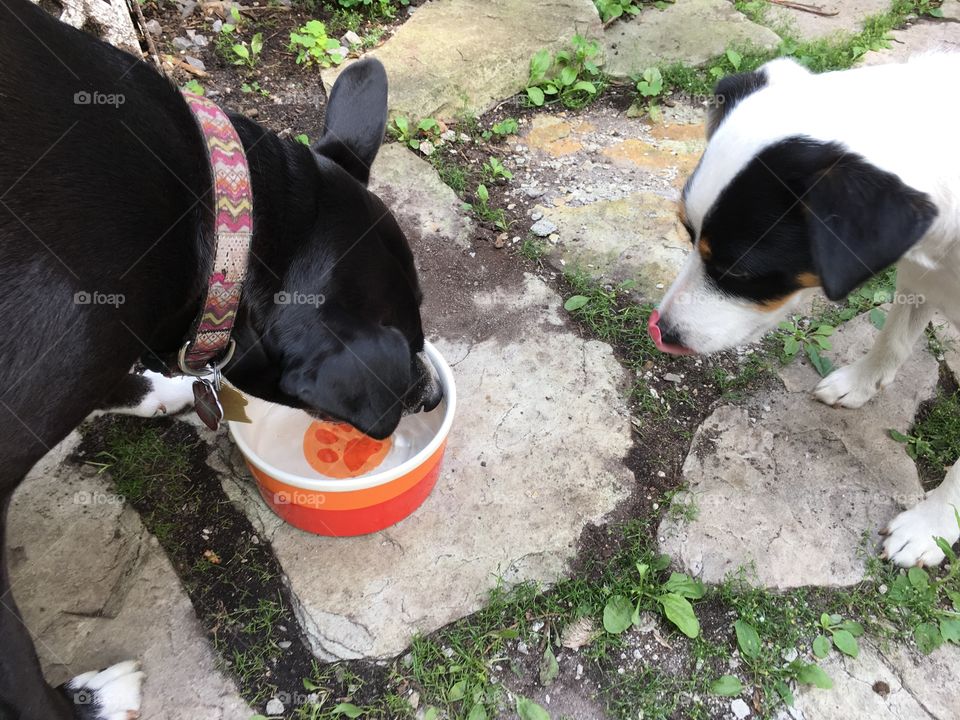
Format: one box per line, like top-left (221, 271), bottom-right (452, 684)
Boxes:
top-left (289, 20), bottom-right (345, 68)
top-left (481, 117), bottom-right (519, 141)
top-left (526, 35), bottom-right (604, 109)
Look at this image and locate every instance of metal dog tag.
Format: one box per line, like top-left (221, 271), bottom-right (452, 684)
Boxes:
top-left (193, 379), bottom-right (224, 431)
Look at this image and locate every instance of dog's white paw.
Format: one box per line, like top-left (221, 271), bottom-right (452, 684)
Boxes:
top-left (813, 361), bottom-right (891, 408)
top-left (882, 496), bottom-right (960, 568)
top-left (65, 660), bottom-right (144, 720)
top-left (131, 372), bottom-right (195, 417)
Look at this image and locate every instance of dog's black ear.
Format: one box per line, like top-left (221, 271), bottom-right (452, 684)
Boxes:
top-left (707, 70), bottom-right (767, 139)
top-left (313, 58), bottom-right (388, 185)
top-left (805, 156), bottom-right (937, 300)
top-left (279, 320), bottom-right (411, 439)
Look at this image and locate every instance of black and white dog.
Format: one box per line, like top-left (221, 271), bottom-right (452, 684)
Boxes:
top-left (650, 54), bottom-right (960, 569)
top-left (0, 0), bottom-right (441, 717)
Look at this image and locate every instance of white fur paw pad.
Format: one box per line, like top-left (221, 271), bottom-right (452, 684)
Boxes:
top-left (813, 363), bottom-right (886, 409)
top-left (65, 660), bottom-right (144, 720)
top-left (882, 499), bottom-right (960, 568)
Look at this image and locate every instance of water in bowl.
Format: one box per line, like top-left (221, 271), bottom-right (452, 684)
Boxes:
top-left (244, 398), bottom-right (446, 481)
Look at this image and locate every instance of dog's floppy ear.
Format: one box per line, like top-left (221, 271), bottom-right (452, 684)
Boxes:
top-left (707, 70), bottom-right (767, 139)
top-left (313, 58), bottom-right (388, 185)
top-left (805, 156), bottom-right (938, 300)
top-left (279, 318), bottom-right (411, 439)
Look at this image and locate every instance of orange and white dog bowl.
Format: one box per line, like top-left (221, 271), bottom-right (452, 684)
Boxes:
top-left (229, 341), bottom-right (455, 536)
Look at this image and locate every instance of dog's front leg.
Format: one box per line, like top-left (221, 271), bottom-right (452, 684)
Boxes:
top-left (882, 465), bottom-right (960, 567)
top-left (813, 291), bottom-right (933, 408)
top-left (95, 370), bottom-right (195, 418)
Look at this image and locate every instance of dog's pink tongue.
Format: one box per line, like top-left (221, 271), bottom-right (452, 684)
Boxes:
top-left (648, 310), bottom-right (695, 356)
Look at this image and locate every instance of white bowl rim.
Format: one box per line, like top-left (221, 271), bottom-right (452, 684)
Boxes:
top-left (228, 340), bottom-right (456, 493)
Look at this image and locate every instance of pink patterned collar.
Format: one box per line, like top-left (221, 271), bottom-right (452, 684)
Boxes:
top-left (178, 91), bottom-right (253, 376)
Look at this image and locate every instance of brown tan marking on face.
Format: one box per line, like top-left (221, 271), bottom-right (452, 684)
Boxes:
top-left (796, 271), bottom-right (820, 288)
top-left (754, 291), bottom-right (799, 312)
top-left (698, 235), bottom-right (712, 261)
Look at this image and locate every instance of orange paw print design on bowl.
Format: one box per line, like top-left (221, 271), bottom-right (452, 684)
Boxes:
top-left (303, 420), bottom-right (393, 479)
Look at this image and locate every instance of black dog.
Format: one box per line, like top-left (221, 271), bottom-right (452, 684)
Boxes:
top-left (0, 1), bottom-right (441, 717)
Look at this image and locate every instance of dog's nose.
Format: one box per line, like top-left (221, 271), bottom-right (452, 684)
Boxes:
top-left (660, 323), bottom-right (683, 347)
top-left (404, 352), bottom-right (443, 414)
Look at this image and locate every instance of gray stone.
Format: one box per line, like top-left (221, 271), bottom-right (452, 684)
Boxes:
top-left (860, 2), bottom-right (960, 65)
top-left (322, 0), bottom-right (602, 120)
top-left (145, 18), bottom-right (162, 36)
top-left (342, 30), bottom-right (362, 47)
top-left (769, 0), bottom-right (898, 41)
top-left (7, 433), bottom-right (250, 719)
top-left (791, 640), bottom-right (959, 719)
top-left (602, 0), bottom-right (780, 80)
top-left (508, 107), bottom-right (707, 301)
top-left (659, 311), bottom-right (938, 587)
top-left (266, 698), bottom-right (286, 715)
top-left (531, 218), bottom-right (558, 237)
top-left (538, 192), bottom-right (690, 299)
top-left (368, 144), bottom-right (473, 250)
top-left (731, 698), bottom-right (751, 719)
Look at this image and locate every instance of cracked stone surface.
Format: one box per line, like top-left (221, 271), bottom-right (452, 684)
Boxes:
top-left (221, 148), bottom-right (635, 660)
top-left (769, 0), bottom-right (891, 41)
top-left (659, 312), bottom-right (939, 587)
top-left (861, 1), bottom-right (960, 65)
top-left (602, 0), bottom-right (780, 80)
top-left (322, 0), bottom-right (602, 121)
top-left (7, 432), bottom-right (251, 719)
top-left (505, 107), bottom-right (705, 299)
top-left (786, 640), bottom-right (960, 719)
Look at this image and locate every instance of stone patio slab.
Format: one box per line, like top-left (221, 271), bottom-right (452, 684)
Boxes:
top-left (537, 191), bottom-right (690, 298)
top-left (323, 0), bottom-right (602, 121)
top-left (787, 640), bottom-right (960, 719)
top-left (603, 0), bottom-right (780, 80)
top-left (769, 0), bottom-right (891, 41)
top-left (659, 311), bottom-right (938, 587)
top-left (507, 107), bottom-right (705, 301)
top-left (7, 432), bottom-right (251, 719)
top-left (861, 1), bottom-right (960, 65)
